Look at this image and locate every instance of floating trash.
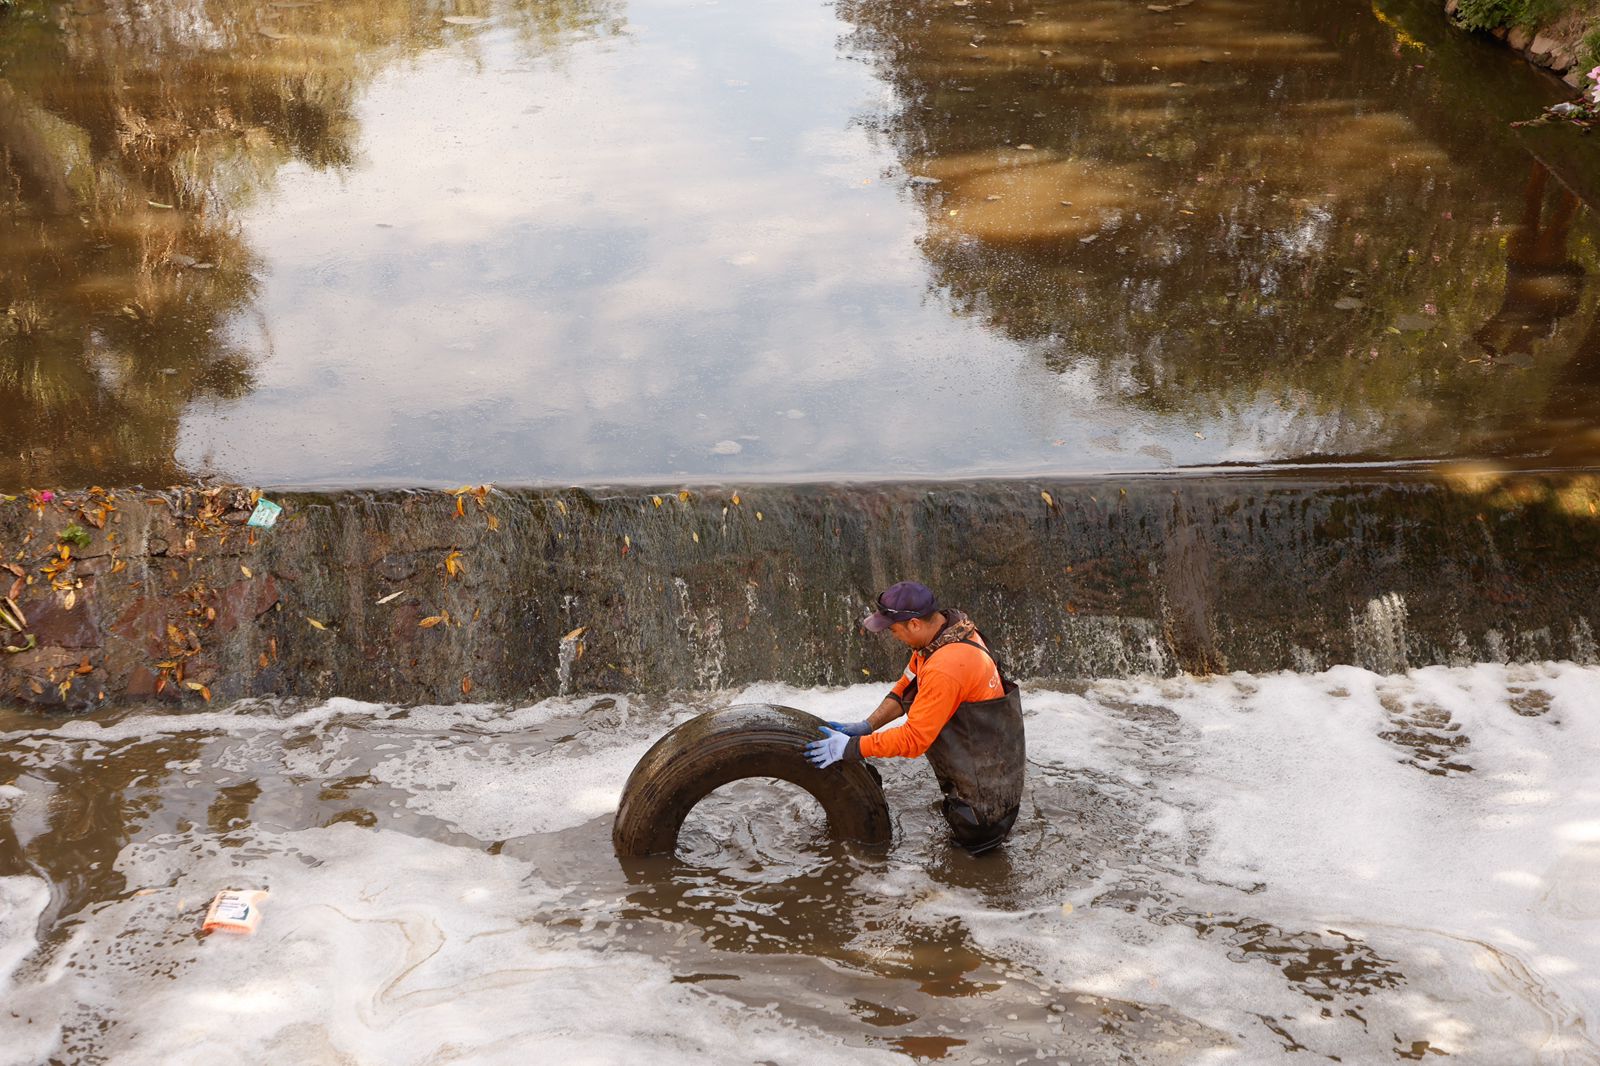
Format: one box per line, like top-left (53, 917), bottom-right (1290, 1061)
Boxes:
top-left (246, 498), bottom-right (284, 529)
top-left (202, 890), bottom-right (268, 935)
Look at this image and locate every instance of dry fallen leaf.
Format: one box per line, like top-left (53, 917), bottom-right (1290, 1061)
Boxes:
top-left (241, 565), bottom-right (252, 578)
top-left (306, 617), bottom-right (329, 631)
top-left (184, 681), bottom-right (212, 702)
top-left (461, 676), bottom-right (473, 695)
top-left (376, 590), bottom-right (405, 605)
top-left (1041, 490), bottom-right (1055, 508)
top-left (419, 614), bottom-right (446, 629)
top-left (652, 496), bottom-right (663, 508)
top-left (445, 550), bottom-right (465, 578)
top-left (562, 626), bottom-right (587, 642)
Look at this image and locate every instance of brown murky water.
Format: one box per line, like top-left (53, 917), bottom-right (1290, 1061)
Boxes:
top-left (0, 696), bottom-right (1228, 1063)
top-left (2, 0), bottom-right (1598, 489)
top-left (3, 666), bottom-right (1598, 1063)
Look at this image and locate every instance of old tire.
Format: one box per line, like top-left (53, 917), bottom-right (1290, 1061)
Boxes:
top-left (612, 703), bottom-right (894, 857)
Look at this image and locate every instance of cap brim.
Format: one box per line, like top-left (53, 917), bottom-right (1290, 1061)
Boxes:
top-left (862, 611), bottom-right (895, 633)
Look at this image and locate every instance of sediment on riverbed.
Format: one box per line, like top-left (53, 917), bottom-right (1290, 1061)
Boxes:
top-left (2, 472), bottom-right (1599, 711)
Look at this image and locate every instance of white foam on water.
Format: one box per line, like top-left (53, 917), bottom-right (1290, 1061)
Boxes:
top-left (0, 824), bottom-right (901, 1066)
top-left (369, 733), bottom-right (657, 839)
top-left (0, 876), bottom-right (53, 1066)
top-left (0, 693), bottom-right (645, 747)
top-left (906, 663), bottom-right (1600, 1062)
top-left (0, 876), bottom-right (47, 992)
top-left (0, 698), bottom-right (378, 745)
top-left (0, 663), bottom-right (1597, 1063)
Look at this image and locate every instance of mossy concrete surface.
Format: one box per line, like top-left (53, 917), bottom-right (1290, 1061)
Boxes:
top-left (3, 474), bottom-right (1600, 712)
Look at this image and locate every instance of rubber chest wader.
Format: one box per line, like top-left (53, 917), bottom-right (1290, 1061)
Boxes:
top-left (921, 638), bottom-right (1026, 854)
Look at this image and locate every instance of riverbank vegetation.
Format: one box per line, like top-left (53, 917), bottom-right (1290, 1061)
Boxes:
top-left (1450, 0), bottom-right (1600, 84)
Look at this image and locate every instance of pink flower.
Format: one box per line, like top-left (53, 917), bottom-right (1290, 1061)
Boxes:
top-left (38, 490), bottom-right (55, 502)
top-left (1589, 65), bottom-right (1600, 82)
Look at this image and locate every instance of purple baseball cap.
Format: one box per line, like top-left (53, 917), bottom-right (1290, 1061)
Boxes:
top-left (862, 581), bottom-right (939, 632)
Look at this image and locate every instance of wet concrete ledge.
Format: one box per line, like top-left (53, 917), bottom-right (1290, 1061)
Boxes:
top-left (2, 473), bottom-right (1599, 711)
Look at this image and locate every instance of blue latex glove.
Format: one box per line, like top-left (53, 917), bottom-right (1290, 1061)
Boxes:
top-left (805, 726), bottom-right (849, 769)
top-left (826, 719), bottom-right (873, 737)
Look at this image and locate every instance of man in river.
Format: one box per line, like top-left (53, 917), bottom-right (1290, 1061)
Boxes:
top-left (804, 581), bottom-right (1026, 853)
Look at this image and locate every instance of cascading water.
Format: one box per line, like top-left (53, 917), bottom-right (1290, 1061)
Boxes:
top-left (4, 474), bottom-right (1599, 710)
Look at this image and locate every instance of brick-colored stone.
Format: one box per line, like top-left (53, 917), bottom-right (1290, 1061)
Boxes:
top-left (25, 582), bottom-right (102, 649)
top-left (213, 576), bottom-right (280, 634)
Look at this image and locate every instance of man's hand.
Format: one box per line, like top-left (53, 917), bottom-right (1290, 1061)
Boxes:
top-left (805, 726), bottom-right (849, 769)
top-left (825, 719), bottom-right (873, 737)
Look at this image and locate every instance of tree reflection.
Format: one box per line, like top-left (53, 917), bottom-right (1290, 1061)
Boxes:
top-left (1471, 163), bottom-right (1600, 464)
top-left (0, 0), bottom-right (620, 490)
top-left (1474, 164), bottom-right (1583, 364)
top-left (838, 0), bottom-right (1600, 464)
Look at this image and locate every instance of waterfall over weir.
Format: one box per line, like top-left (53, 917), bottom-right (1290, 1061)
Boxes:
top-left (3, 471), bottom-right (1599, 710)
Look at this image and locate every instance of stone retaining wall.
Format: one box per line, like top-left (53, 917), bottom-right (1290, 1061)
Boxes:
top-left (3, 473), bottom-right (1600, 711)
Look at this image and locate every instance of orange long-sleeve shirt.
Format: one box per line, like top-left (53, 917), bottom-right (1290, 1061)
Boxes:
top-left (859, 634), bottom-right (1002, 759)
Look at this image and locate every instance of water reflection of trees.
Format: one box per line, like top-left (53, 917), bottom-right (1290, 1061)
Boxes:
top-left (0, 0), bottom-right (620, 490)
top-left (839, 0), bottom-right (1600, 463)
top-left (1472, 163), bottom-right (1600, 463)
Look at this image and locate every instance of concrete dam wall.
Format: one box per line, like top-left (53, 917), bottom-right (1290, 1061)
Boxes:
top-left (2, 472), bottom-right (1599, 711)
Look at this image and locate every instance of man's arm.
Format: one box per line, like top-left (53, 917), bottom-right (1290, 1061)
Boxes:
top-left (855, 666), bottom-right (962, 759)
top-left (825, 693), bottom-right (906, 737)
top-left (865, 693), bottom-right (907, 730)
top-left (808, 685), bottom-right (913, 769)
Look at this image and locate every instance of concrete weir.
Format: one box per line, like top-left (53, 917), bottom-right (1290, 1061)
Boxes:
top-left (2, 472), bottom-right (1599, 710)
